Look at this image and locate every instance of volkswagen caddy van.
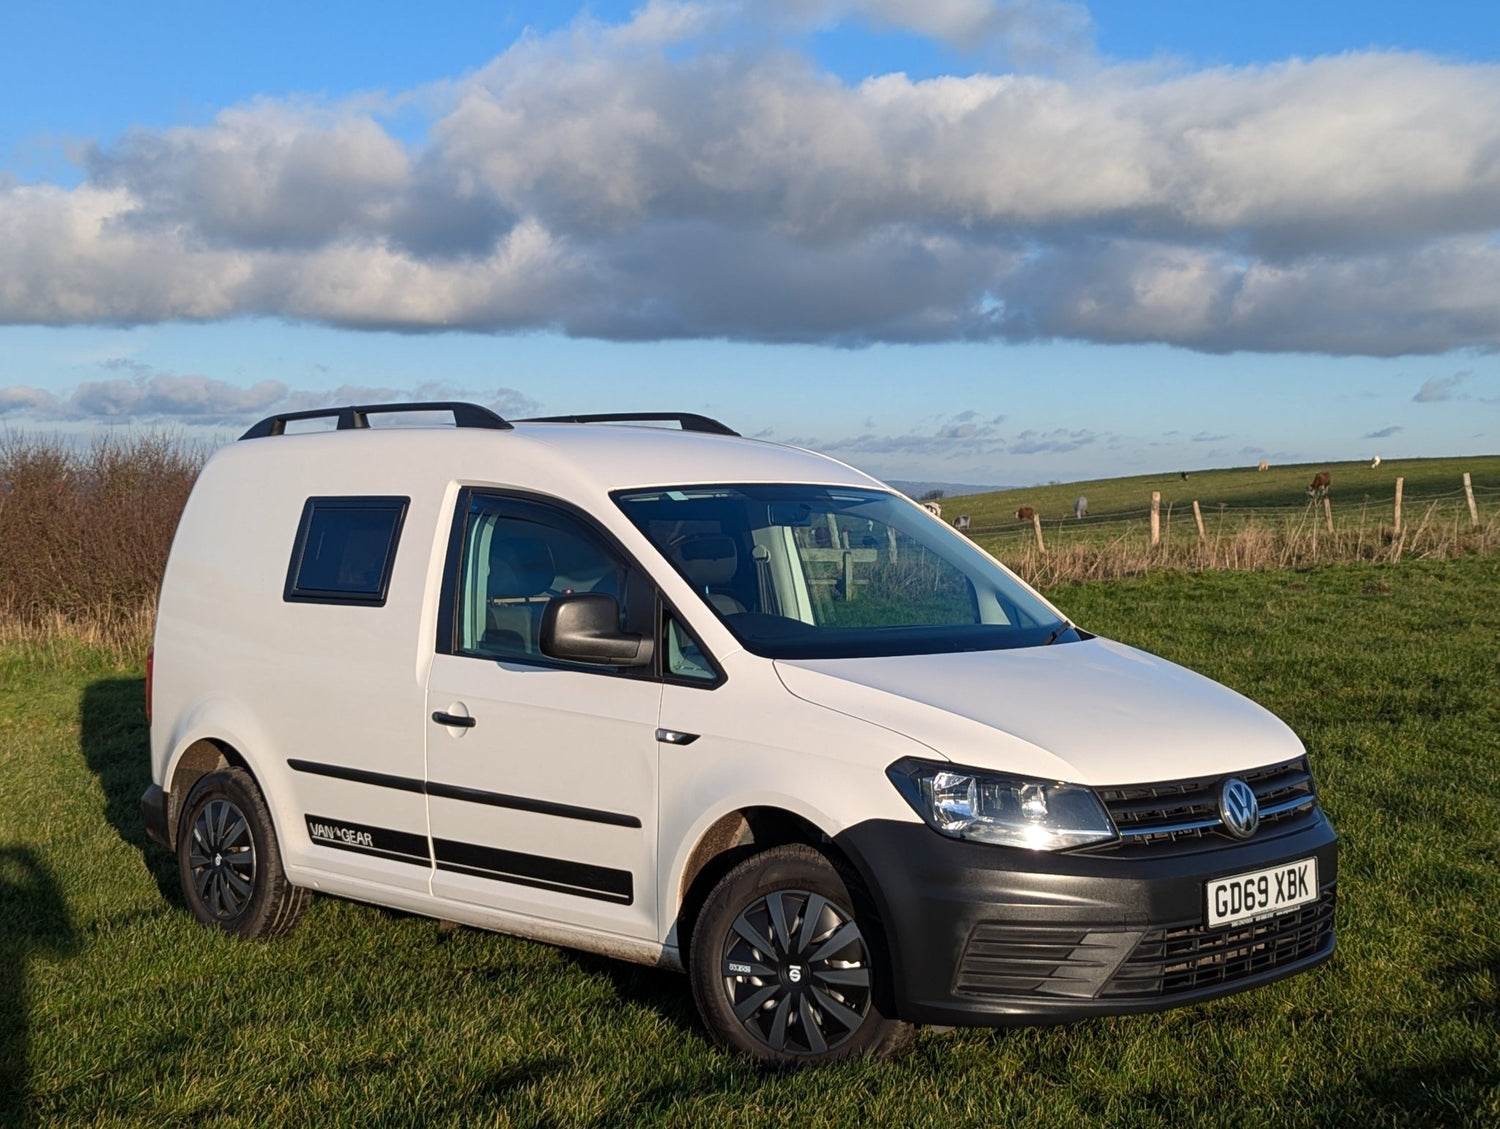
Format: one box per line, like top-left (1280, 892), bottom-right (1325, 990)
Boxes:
top-left (143, 402), bottom-right (1337, 1065)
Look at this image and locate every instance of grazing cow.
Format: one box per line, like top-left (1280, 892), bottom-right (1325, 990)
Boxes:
top-left (1371, 455), bottom-right (1381, 468)
top-left (1180, 471), bottom-right (1189, 480)
top-left (953, 515), bottom-right (972, 531)
top-left (1257, 459), bottom-right (1270, 472)
top-left (1307, 471), bottom-right (1331, 499)
top-left (921, 500), bottom-right (942, 518)
top-left (1073, 495), bottom-right (1089, 519)
top-left (1015, 506), bottom-right (1035, 521)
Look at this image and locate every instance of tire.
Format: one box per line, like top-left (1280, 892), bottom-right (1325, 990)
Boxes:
top-left (177, 767), bottom-right (308, 939)
top-left (689, 843), bottom-right (914, 1066)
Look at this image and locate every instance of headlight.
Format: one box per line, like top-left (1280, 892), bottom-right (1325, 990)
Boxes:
top-left (887, 758), bottom-right (1117, 850)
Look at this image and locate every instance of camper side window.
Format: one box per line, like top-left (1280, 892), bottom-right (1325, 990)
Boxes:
top-left (284, 496), bottom-right (409, 606)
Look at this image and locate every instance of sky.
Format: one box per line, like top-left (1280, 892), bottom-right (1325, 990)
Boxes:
top-left (2, 0), bottom-right (1498, 487)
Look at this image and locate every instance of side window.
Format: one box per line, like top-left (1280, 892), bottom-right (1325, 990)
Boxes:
top-left (455, 498), bottom-right (628, 665)
top-left (284, 496), bottom-right (408, 606)
top-left (665, 613), bottom-right (718, 683)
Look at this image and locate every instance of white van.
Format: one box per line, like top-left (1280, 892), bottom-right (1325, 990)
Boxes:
top-left (143, 403), bottom-right (1337, 1065)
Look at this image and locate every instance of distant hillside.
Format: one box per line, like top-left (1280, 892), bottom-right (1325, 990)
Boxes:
top-left (884, 479), bottom-right (1010, 500)
top-left (943, 455), bottom-right (1500, 529)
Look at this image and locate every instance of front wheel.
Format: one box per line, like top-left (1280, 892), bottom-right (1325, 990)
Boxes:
top-left (177, 767), bottom-right (307, 938)
top-left (689, 843), bottom-right (913, 1066)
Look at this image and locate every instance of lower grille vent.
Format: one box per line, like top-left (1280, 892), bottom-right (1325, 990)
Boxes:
top-left (1101, 889), bottom-right (1335, 998)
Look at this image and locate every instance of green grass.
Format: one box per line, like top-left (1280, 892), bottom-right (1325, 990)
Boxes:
top-left (944, 454), bottom-right (1500, 532)
top-left (2, 559), bottom-right (1499, 1127)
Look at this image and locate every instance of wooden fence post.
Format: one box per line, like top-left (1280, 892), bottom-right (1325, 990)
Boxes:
top-left (1464, 472), bottom-right (1479, 528)
top-left (1323, 496), bottom-right (1333, 533)
top-left (1394, 477), bottom-right (1404, 535)
top-left (1192, 499), bottom-right (1206, 543)
top-left (1032, 511), bottom-right (1046, 554)
top-left (1150, 491), bottom-right (1161, 546)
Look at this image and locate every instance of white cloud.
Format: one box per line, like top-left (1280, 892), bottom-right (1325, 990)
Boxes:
top-left (774, 412), bottom-right (1102, 466)
top-left (0, 385), bottom-right (60, 414)
top-left (4, 7), bottom-right (1500, 354)
top-left (0, 372), bottom-right (539, 425)
top-left (88, 102), bottom-right (410, 251)
top-left (1413, 370), bottom-right (1470, 402)
top-left (762, 0), bottom-right (1094, 62)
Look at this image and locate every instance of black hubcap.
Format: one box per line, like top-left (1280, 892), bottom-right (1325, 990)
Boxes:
top-left (187, 798), bottom-right (256, 919)
top-left (720, 888), bottom-right (873, 1055)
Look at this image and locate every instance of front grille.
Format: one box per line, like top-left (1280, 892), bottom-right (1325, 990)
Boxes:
top-left (1100, 889), bottom-right (1336, 999)
top-left (1097, 757), bottom-right (1317, 849)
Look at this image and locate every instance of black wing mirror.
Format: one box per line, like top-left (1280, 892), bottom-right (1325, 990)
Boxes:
top-left (539, 593), bottom-right (652, 667)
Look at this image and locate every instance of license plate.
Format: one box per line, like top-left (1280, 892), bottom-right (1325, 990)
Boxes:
top-left (1206, 857), bottom-right (1318, 928)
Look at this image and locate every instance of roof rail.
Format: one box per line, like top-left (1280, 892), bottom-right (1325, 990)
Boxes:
top-left (240, 401), bottom-right (512, 440)
top-left (519, 412), bottom-right (740, 437)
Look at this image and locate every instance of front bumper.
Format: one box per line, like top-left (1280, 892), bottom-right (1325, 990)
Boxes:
top-left (835, 810), bottom-right (1338, 1027)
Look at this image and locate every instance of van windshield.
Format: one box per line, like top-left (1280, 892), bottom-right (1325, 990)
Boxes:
top-left (613, 485), bottom-right (1074, 659)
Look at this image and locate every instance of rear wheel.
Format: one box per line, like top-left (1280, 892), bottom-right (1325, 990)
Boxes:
top-left (689, 843), bottom-right (913, 1066)
top-left (177, 767), bottom-right (307, 938)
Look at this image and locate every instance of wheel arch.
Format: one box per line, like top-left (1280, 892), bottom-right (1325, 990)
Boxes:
top-left (673, 805), bottom-right (862, 962)
top-left (164, 737), bottom-right (251, 848)
top-left (159, 693), bottom-right (290, 841)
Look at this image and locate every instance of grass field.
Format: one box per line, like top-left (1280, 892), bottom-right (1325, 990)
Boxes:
top-left (941, 455), bottom-right (1500, 589)
top-left (946, 454), bottom-right (1500, 532)
top-left (2, 556), bottom-right (1497, 1127)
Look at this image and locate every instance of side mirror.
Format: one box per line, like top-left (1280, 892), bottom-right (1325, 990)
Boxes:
top-left (540, 593), bottom-right (652, 667)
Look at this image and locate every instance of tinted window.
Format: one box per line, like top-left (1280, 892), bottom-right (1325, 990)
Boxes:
top-left (285, 496), bottom-right (408, 606)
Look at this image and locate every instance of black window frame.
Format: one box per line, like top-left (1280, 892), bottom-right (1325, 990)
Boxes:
top-left (284, 495), bottom-right (410, 607)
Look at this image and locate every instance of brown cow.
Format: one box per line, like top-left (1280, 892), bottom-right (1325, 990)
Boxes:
top-left (1307, 471), bottom-right (1331, 499)
top-left (1015, 506), bottom-right (1035, 521)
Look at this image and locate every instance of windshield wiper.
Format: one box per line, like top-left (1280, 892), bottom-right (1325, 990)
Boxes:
top-left (1042, 622), bottom-right (1074, 646)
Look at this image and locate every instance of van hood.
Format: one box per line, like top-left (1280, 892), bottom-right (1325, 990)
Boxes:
top-left (773, 637), bottom-right (1305, 786)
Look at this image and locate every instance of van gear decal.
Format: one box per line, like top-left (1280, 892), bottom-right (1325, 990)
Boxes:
top-left (303, 815), bottom-right (430, 865)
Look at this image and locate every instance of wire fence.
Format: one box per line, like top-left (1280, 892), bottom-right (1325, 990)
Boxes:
top-left (963, 491), bottom-right (1493, 539)
top-left (957, 475), bottom-right (1498, 589)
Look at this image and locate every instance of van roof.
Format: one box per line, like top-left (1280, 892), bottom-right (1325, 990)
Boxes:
top-left (226, 405), bottom-right (885, 495)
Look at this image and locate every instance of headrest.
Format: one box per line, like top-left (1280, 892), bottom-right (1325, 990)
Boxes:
top-left (489, 535), bottom-right (556, 598)
top-left (670, 533), bottom-right (738, 588)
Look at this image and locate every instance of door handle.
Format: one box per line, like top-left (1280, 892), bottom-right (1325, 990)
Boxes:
top-left (432, 711), bottom-right (476, 729)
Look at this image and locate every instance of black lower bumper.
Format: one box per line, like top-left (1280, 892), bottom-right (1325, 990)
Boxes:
top-left (141, 784), bottom-right (171, 848)
top-left (834, 812), bottom-right (1338, 1027)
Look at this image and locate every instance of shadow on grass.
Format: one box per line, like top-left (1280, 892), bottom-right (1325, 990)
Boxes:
top-left (560, 949), bottom-right (702, 1037)
top-left (1309, 1058), bottom-right (1500, 1127)
top-left (1434, 946), bottom-right (1500, 1023)
top-left (0, 846), bottom-right (78, 1128)
top-left (79, 677), bottom-right (179, 906)
top-left (476, 1057), bottom-right (570, 1099)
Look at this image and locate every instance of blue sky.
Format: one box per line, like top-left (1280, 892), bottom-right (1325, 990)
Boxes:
top-left (2, 0), bottom-right (1497, 485)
